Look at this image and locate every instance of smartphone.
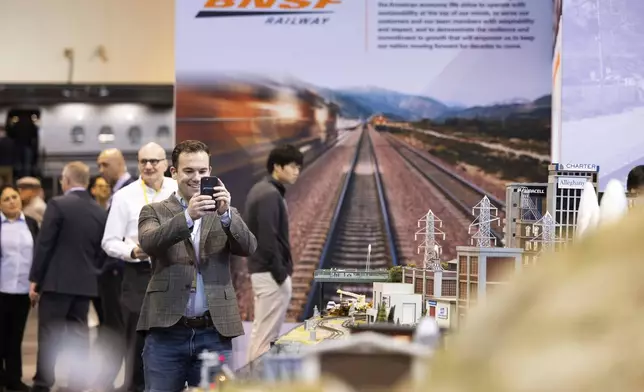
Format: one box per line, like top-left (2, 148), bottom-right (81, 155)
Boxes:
top-left (200, 176), bottom-right (220, 198)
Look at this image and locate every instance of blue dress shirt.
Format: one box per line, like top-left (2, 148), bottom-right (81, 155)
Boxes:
top-left (0, 213), bottom-right (34, 294)
top-left (177, 195), bottom-right (231, 317)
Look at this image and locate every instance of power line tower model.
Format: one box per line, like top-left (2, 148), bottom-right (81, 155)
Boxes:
top-left (456, 196), bottom-right (524, 326)
top-left (402, 211), bottom-right (458, 327)
top-left (504, 183), bottom-right (548, 265)
top-left (415, 210), bottom-right (445, 271)
top-left (547, 163), bottom-right (599, 245)
top-left (528, 211), bottom-right (561, 260)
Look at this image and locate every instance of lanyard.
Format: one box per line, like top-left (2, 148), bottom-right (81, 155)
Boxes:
top-left (141, 179), bottom-right (161, 205)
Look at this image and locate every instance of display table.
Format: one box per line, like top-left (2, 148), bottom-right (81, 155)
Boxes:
top-left (235, 317), bottom-right (354, 382)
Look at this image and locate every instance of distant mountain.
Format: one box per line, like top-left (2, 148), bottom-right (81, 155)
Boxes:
top-left (280, 76), bottom-right (550, 122)
top-left (317, 86), bottom-right (449, 121)
top-left (436, 94), bottom-right (552, 121)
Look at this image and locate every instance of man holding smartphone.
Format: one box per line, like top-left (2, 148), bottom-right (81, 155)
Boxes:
top-left (244, 144), bottom-right (303, 362)
top-left (137, 140), bottom-right (256, 391)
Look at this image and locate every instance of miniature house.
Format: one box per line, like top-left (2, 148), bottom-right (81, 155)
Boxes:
top-left (401, 267), bottom-right (458, 329)
top-left (300, 331), bottom-right (431, 392)
top-left (456, 246), bottom-right (523, 323)
top-left (368, 283), bottom-right (422, 325)
top-left (426, 299), bottom-right (456, 329)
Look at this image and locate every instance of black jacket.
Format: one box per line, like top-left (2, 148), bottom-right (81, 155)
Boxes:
top-left (244, 177), bottom-right (292, 284)
top-left (29, 190), bottom-right (107, 297)
top-left (0, 214), bottom-right (39, 258)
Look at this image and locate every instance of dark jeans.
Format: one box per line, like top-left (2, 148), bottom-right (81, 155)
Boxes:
top-left (142, 324), bottom-right (232, 392)
top-left (0, 293), bottom-right (30, 387)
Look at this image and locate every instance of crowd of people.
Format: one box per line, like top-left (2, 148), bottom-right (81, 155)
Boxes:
top-left (0, 139), bottom-right (304, 392)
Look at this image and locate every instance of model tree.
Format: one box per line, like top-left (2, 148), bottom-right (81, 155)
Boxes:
top-left (387, 305), bottom-right (396, 323)
top-left (376, 302), bottom-right (387, 322)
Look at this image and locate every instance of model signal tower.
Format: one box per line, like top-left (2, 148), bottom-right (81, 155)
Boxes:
top-left (415, 210), bottom-right (446, 271)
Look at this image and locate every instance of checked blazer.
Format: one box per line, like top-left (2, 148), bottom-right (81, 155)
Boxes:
top-left (136, 194), bottom-right (257, 337)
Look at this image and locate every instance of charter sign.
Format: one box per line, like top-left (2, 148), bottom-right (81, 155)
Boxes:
top-left (195, 0), bottom-right (341, 25)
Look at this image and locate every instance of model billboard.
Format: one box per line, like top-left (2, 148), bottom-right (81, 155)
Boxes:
top-left (176, 0), bottom-right (554, 320)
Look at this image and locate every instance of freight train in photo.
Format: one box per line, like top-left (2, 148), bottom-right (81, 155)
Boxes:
top-left (0, 82), bottom-right (347, 204)
top-left (175, 76), bottom-right (344, 213)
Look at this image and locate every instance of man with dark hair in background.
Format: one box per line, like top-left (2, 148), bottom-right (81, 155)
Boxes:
top-left (29, 161), bottom-right (107, 392)
top-left (137, 140), bottom-right (256, 390)
top-left (626, 165), bottom-right (644, 195)
top-left (245, 144), bottom-right (303, 363)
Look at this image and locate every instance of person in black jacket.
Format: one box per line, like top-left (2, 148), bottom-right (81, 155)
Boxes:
top-left (244, 144), bottom-right (303, 362)
top-left (28, 162), bottom-right (107, 392)
top-left (0, 184), bottom-right (39, 392)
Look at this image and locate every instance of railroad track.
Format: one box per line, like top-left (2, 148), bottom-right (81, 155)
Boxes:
top-left (317, 319), bottom-right (346, 339)
top-left (292, 126), bottom-right (399, 319)
top-left (383, 131), bottom-right (506, 243)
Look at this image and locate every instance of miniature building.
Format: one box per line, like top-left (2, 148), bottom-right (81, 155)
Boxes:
top-left (547, 163), bottom-right (599, 242)
top-left (455, 246), bottom-right (523, 323)
top-left (504, 183), bottom-right (548, 265)
top-left (368, 283), bottom-right (422, 325)
top-left (401, 267), bottom-right (458, 329)
top-left (300, 331), bottom-right (431, 392)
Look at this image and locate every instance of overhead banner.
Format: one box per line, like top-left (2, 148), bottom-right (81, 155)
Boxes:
top-left (176, 0), bottom-right (554, 319)
top-left (559, 0), bottom-right (644, 190)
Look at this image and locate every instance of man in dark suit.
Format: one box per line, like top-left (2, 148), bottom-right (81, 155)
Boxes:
top-left (137, 140), bottom-right (257, 391)
top-left (28, 161), bottom-right (107, 392)
top-left (94, 148), bottom-right (136, 391)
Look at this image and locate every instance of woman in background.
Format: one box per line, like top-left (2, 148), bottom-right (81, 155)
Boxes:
top-left (0, 184), bottom-right (39, 392)
top-left (88, 175), bottom-right (111, 210)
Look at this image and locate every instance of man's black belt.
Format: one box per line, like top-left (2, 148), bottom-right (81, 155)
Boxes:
top-left (177, 311), bottom-right (213, 328)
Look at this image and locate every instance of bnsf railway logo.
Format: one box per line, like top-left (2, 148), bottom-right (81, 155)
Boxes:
top-left (518, 187), bottom-right (545, 194)
top-left (196, 0), bottom-right (341, 23)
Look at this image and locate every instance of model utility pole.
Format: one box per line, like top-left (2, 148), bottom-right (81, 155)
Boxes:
top-left (469, 196), bottom-right (501, 248)
top-left (415, 210), bottom-right (445, 271)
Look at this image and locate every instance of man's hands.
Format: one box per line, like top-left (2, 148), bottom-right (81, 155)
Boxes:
top-left (131, 246), bottom-right (149, 260)
top-left (187, 194), bottom-right (218, 221)
top-left (213, 179), bottom-right (231, 215)
top-left (29, 282), bottom-right (39, 307)
top-left (187, 179), bottom-right (231, 220)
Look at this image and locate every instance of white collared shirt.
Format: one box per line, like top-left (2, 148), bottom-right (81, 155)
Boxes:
top-left (102, 177), bottom-right (178, 262)
top-left (0, 212), bottom-right (33, 294)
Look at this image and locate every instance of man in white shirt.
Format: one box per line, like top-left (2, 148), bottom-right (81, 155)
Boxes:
top-left (101, 143), bottom-right (177, 392)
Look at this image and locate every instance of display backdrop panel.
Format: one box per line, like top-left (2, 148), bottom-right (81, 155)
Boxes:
top-left (176, 0), bottom-right (554, 320)
top-left (559, 0), bottom-right (644, 190)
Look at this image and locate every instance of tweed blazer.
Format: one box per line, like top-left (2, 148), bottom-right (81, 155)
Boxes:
top-left (137, 194), bottom-right (257, 337)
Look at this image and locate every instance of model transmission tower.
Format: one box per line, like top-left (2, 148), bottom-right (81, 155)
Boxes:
top-left (469, 196), bottom-right (500, 248)
top-left (415, 210), bottom-right (445, 271)
top-left (530, 211), bottom-right (559, 254)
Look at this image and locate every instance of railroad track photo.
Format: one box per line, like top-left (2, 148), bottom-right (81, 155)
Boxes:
top-left (289, 126), bottom-right (400, 319)
top-left (382, 131), bottom-right (506, 243)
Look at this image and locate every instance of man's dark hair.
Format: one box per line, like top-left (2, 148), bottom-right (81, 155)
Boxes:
top-left (266, 144), bottom-right (304, 174)
top-left (0, 184), bottom-right (17, 197)
top-left (171, 140), bottom-right (210, 169)
top-left (626, 165), bottom-right (644, 192)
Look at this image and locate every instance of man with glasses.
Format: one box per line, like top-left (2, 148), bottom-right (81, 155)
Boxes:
top-left (101, 143), bottom-right (177, 392)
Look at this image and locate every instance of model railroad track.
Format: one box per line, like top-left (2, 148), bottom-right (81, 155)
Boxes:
top-left (292, 127), bottom-right (399, 320)
top-left (317, 319), bottom-right (345, 339)
top-left (383, 131), bottom-right (506, 243)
